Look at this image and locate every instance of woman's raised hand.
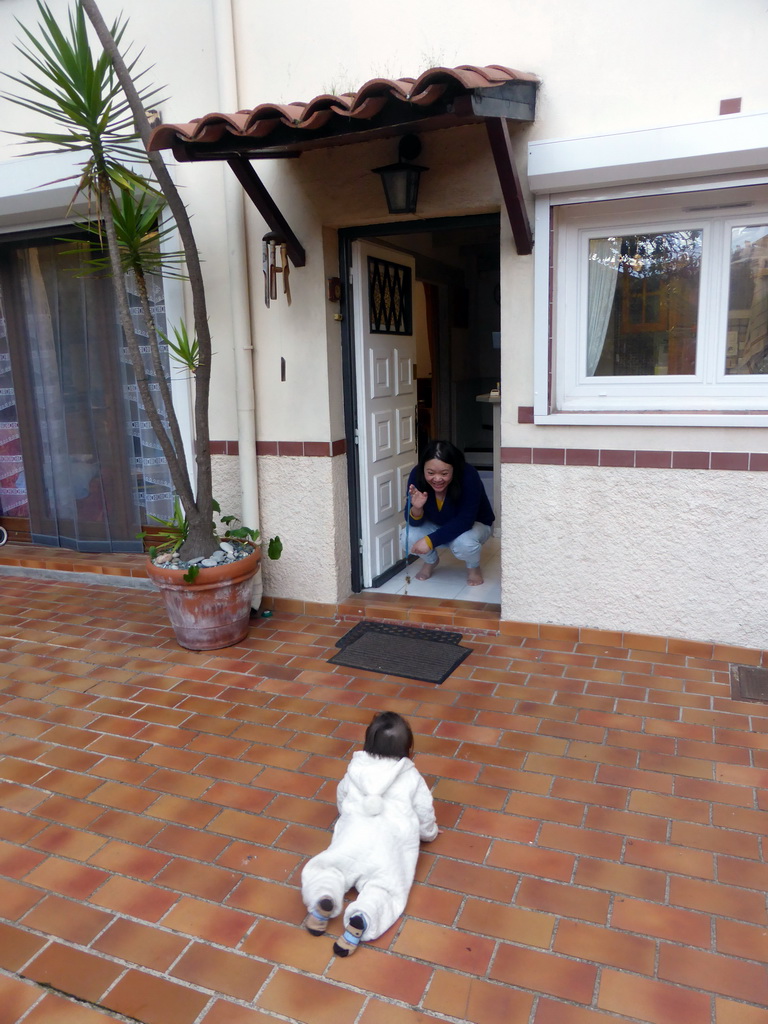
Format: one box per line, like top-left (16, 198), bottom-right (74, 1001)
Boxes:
top-left (408, 484), bottom-right (428, 510)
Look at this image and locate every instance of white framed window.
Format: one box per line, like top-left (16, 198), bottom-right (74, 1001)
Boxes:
top-left (542, 183), bottom-right (768, 419)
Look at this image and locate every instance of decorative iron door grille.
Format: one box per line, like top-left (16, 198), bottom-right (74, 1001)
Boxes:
top-left (368, 256), bottom-right (412, 334)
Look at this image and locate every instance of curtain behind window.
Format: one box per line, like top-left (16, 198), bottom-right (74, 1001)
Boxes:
top-left (586, 238), bottom-right (620, 376)
top-left (0, 233), bottom-right (174, 552)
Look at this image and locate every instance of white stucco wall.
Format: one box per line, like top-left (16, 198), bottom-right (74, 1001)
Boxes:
top-left (4, 0), bottom-right (768, 643)
top-left (255, 454), bottom-right (351, 603)
top-left (504, 464), bottom-right (768, 649)
top-left (233, 0), bottom-right (768, 137)
top-left (214, 452), bottom-right (355, 606)
top-left (211, 454), bottom-right (243, 524)
top-left (244, 123), bottom-right (503, 446)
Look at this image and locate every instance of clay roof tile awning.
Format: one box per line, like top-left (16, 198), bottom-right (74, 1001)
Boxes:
top-left (148, 64), bottom-right (539, 161)
top-left (147, 64), bottom-right (539, 262)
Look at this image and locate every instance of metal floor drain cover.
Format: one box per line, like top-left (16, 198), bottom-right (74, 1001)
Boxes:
top-left (730, 664), bottom-right (768, 703)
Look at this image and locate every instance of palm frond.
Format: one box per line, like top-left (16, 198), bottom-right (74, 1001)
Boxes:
top-left (59, 185), bottom-right (188, 279)
top-left (3, 1), bottom-right (161, 187)
top-left (160, 322), bottom-right (199, 372)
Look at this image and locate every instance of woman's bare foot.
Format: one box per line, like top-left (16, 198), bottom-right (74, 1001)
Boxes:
top-left (467, 567), bottom-right (484, 586)
top-left (415, 556), bottom-right (439, 580)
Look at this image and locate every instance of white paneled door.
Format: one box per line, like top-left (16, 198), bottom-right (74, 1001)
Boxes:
top-left (352, 241), bottom-right (417, 587)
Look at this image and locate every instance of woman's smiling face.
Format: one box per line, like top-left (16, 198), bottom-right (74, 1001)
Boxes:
top-left (424, 458), bottom-right (453, 495)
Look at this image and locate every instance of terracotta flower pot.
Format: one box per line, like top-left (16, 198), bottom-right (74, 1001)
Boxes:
top-left (146, 544), bottom-right (262, 650)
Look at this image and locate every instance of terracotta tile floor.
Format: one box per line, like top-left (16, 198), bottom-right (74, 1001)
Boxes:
top-left (0, 543), bottom-right (151, 580)
top-left (0, 568), bottom-right (768, 1024)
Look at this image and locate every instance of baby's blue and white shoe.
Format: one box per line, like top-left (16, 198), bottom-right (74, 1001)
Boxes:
top-left (303, 896), bottom-right (334, 936)
top-left (333, 913), bottom-right (367, 957)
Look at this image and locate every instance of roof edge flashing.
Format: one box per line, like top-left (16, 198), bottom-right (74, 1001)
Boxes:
top-left (527, 110), bottom-right (768, 193)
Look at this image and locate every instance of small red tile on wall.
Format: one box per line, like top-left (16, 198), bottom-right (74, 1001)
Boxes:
top-left (750, 453), bottom-right (768, 471)
top-left (303, 442), bottom-right (330, 457)
top-left (599, 450), bottom-right (634, 467)
top-left (331, 438), bottom-right (347, 456)
top-left (501, 447), bottom-right (532, 463)
top-left (711, 452), bottom-right (749, 471)
top-left (517, 406), bottom-right (534, 423)
top-left (672, 451), bottom-right (710, 469)
top-left (636, 450), bottom-right (672, 469)
top-left (532, 448), bottom-right (565, 465)
top-left (278, 442), bottom-right (303, 456)
top-left (565, 449), bottom-right (599, 466)
top-left (719, 97), bottom-right (741, 115)
top-left (255, 441), bottom-right (278, 456)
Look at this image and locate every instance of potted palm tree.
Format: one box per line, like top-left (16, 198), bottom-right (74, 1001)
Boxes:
top-left (5, 0), bottom-right (280, 649)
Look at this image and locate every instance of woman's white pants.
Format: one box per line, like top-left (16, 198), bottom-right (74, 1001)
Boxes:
top-left (400, 520), bottom-right (492, 569)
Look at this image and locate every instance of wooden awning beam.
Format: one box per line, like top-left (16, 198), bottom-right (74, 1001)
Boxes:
top-left (226, 157), bottom-right (306, 267)
top-left (485, 117), bottom-right (533, 256)
top-left (220, 112), bottom-right (534, 266)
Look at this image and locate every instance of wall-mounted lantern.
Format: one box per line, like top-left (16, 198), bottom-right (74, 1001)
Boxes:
top-left (372, 134), bottom-right (428, 215)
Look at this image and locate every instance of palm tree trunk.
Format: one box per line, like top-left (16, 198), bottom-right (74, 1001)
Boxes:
top-left (81, 0), bottom-right (216, 557)
top-left (98, 171), bottom-right (200, 526)
top-left (132, 265), bottom-right (190, 480)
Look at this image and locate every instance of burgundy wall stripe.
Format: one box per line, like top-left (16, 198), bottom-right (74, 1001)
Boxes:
top-left (211, 440), bottom-right (348, 457)
top-left (501, 447), bottom-right (768, 471)
top-left (213, 441), bottom-right (762, 469)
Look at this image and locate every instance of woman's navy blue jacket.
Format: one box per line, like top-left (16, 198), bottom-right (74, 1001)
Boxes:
top-left (404, 464), bottom-right (494, 549)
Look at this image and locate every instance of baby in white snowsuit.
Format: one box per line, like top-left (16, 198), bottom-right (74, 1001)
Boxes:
top-left (301, 710), bottom-right (439, 957)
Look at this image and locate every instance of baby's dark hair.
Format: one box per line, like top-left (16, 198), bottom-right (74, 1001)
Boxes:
top-left (364, 711), bottom-right (414, 760)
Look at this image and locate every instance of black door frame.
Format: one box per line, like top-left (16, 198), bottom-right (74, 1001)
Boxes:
top-left (338, 213), bottom-right (500, 594)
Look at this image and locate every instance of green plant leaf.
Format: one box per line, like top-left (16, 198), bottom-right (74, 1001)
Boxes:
top-left (183, 564), bottom-right (200, 584)
top-left (147, 496), bottom-right (188, 552)
top-left (59, 185), bottom-right (187, 281)
top-left (3, 0), bottom-right (164, 222)
top-left (160, 321), bottom-right (199, 371)
top-left (267, 536), bottom-right (283, 560)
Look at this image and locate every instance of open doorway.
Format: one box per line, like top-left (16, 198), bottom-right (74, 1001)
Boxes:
top-left (341, 214), bottom-right (500, 603)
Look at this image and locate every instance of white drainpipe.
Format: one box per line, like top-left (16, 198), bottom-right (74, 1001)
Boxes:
top-left (212, 0), bottom-right (264, 608)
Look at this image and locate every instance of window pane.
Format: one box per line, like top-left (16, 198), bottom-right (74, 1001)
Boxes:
top-left (587, 231), bottom-right (701, 377)
top-left (725, 225), bottom-right (768, 374)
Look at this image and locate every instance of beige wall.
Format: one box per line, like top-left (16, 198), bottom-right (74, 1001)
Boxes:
top-left (503, 464), bottom-right (768, 649)
top-left (232, 0), bottom-right (768, 137)
top-left (3, 0), bottom-right (768, 634)
top-left (256, 454), bottom-right (351, 604)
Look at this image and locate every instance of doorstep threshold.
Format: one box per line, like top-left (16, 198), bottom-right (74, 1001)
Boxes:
top-left (338, 591), bottom-right (501, 633)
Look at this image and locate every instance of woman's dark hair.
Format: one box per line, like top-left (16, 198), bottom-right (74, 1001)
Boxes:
top-left (415, 439), bottom-right (465, 504)
top-left (364, 711), bottom-right (414, 760)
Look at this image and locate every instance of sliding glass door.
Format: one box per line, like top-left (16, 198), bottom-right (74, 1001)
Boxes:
top-left (0, 229), bottom-right (174, 552)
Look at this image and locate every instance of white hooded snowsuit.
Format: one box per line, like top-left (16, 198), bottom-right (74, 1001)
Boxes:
top-left (301, 750), bottom-right (438, 939)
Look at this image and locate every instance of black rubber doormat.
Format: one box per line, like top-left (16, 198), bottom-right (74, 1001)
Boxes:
top-left (329, 620), bottom-right (471, 684)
